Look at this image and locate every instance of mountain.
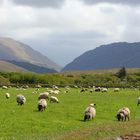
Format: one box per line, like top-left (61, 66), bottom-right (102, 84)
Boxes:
top-left (0, 60), bottom-right (28, 72)
top-left (0, 37), bottom-right (61, 73)
top-left (62, 42), bottom-right (140, 71)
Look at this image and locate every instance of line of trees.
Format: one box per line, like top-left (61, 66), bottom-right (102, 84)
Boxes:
top-left (0, 67), bottom-right (140, 88)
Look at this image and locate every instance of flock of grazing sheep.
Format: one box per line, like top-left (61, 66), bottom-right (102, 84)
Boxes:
top-left (2, 85), bottom-right (140, 122)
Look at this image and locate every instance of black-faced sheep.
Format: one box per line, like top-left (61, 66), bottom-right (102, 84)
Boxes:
top-left (38, 92), bottom-right (49, 100)
top-left (38, 99), bottom-right (47, 112)
top-left (16, 95), bottom-right (26, 105)
top-left (137, 97), bottom-right (140, 106)
top-left (5, 93), bottom-right (10, 99)
top-left (50, 96), bottom-right (59, 103)
top-left (84, 103), bottom-right (96, 121)
top-left (117, 107), bottom-right (130, 121)
top-left (95, 87), bottom-right (101, 92)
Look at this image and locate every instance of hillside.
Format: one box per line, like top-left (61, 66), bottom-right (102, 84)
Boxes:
top-left (62, 42), bottom-right (140, 71)
top-left (0, 37), bottom-right (61, 72)
top-left (0, 60), bottom-right (28, 72)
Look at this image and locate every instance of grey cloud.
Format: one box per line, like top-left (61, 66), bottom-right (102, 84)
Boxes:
top-left (11, 0), bottom-right (65, 8)
top-left (80, 0), bottom-right (140, 5)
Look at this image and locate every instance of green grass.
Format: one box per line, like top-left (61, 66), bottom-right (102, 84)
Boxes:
top-left (0, 88), bottom-right (140, 140)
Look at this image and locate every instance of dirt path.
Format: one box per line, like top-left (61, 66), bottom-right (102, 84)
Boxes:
top-left (115, 133), bottom-right (140, 140)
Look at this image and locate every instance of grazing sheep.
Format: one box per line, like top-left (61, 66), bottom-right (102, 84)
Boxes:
top-left (89, 89), bottom-right (93, 93)
top-left (38, 99), bottom-right (47, 112)
top-left (80, 88), bottom-right (85, 93)
top-left (101, 88), bottom-right (108, 93)
top-left (2, 86), bottom-right (8, 89)
top-left (137, 97), bottom-right (140, 106)
top-left (50, 96), bottom-right (59, 103)
top-left (95, 87), bottom-right (101, 92)
top-left (38, 92), bottom-right (49, 100)
top-left (53, 90), bottom-right (60, 94)
top-left (52, 85), bottom-right (59, 90)
top-left (114, 88), bottom-right (120, 92)
top-left (84, 103), bottom-right (96, 121)
top-left (5, 93), bottom-right (10, 99)
top-left (117, 107), bottom-right (130, 121)
top-left (16, 95), bottom-right (26, 105)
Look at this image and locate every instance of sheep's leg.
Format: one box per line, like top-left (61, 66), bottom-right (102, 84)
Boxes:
top-left (84, 115), bottom-right (87, 121)
top-left (124, 116), bottom-right (127, 121)
top-left (127, 116), bottom-right (129, 121)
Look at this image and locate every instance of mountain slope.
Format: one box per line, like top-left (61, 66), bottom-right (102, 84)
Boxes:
top-left (0, 60), bottom-right (28, 72)
top-left (0, 37), bottom-right (61, 72)
top-left (62, 42), bottom-right (140, 71)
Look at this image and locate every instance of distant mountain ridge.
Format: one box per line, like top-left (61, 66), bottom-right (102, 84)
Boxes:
top-left (62, 42), bottom-right (140, 71)
top-left (0, 37), bottom-right (61, 73)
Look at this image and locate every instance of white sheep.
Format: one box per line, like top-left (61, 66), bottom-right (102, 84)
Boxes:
top-left (5, 93), bottom-right (10, 99)
top-left (117, 107), bottom-right (130, 121)
top-left (114, 88), bottom-right (120, 92)
top-left (38, 99), bottom-right (47, 112)
top-left (84, 103), bottom-right (96, 121)
top-left (38, 92), bottom-right (49, 100)
top-left (50, 96), bottom-right (59, 103)
top-left (137, 97), bottom-right (140, 106)
top-left (16, 95), bottom-right (26, 105)
top-left (101, 88), bottom-right (108, 92)
top-left (2, 86), bottom-right (8, 89)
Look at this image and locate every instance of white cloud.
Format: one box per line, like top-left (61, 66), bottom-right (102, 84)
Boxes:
top-left (80, 0), bottom-right (140, 6)
top-left (0, 0), bottom-right (140, 66)
top-left (11, 0), bottom-right (65, 8)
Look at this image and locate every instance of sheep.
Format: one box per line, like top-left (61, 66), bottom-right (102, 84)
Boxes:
top-left (38, 99), bottom-right (47, 112)
top-left (95, 87), bottom-right (101, 92)
top-left (5, 93), bottom-right (10, 99)
top-left (38, 92), bottom-right (49, 100)
top-left (84, 103), bottom-right (96, 121)
top-left (117, 107), bottom-right (130, 121)
top-left (16, 95), bottom-right (26, 105)
top-left (137, 97), bottom-right (140, 106)
top-left (101, 88), bottom-right (108, 93)
top-left (50, 96), bottom-right (59, 103)
top-left (114, 88), bottom-right (120, 92)
top-left (53, 90), bottom-right (60, 94)
top-left (2, 86), bottom-right (8, 89)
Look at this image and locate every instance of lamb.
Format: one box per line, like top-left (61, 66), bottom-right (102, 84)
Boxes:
top-left (84, 103), bottom-right (96, 121)
top-left (117, 107), bottom-right (130, 121)
top-left (50, 96), bottom-right (59, 103)
top-left (137, 97), bottom-right (140, 106)
top-left (16, 95), bottom-right (26, 105)
top-left (38, 92), bottom-right (49, 100)
top-left (38, 99), bottom-right (47, 112)
top-left (5, 93), bottom-right (10, 99)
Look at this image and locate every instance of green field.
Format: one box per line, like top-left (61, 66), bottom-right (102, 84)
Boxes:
top-left (0, 88), bottom-right (140, 140)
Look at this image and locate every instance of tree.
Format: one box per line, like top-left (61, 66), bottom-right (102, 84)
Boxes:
top-left (116, 67), bottom-right (127, 79)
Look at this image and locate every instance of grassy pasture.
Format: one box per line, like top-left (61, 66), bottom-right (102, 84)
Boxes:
top-left (0, 88), bottom-right (140, 140)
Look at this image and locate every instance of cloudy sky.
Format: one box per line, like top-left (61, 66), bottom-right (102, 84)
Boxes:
top-left (0, 0), bottom-right (140, 66)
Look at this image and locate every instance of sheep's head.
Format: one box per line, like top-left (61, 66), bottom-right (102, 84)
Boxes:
top-left (117, 113), bottom-right (121, 121)
top-left (38, 105), bottom-right (43, 112)
top-left (90, 103), bottom-right (96, 107)
top-left (84, 114), bottom-right (90, 121)
top-left (117, 113), bottom-right (124, 121)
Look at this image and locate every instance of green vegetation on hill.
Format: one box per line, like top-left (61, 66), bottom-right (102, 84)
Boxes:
top-left (0, 67), bottom-right (140, 87)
